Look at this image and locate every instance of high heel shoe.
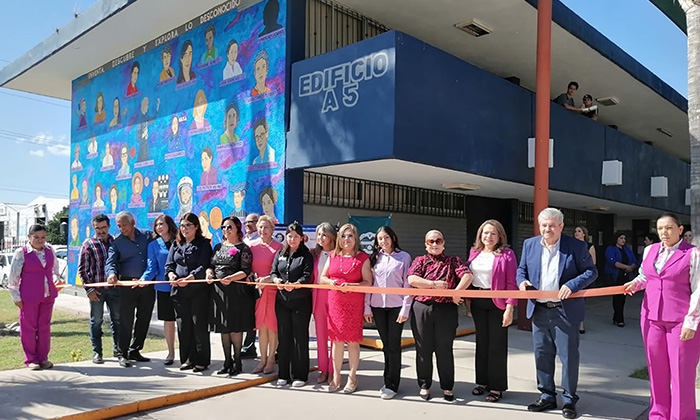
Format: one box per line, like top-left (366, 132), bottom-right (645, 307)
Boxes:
top-left (252, 361), bottom-right (265, 374)
top-left (343, 376), bottom-right (358, 394)
top-left (217, 359), bottom-right (232, 375)
top-left (317, 371), bottom-right (328, 384)
top-left (229, 359), bottom-right (242, 376)
top-left (263, 362), bottom-right (275, 374)
top-left (328, 381), bottom-right (341, 393)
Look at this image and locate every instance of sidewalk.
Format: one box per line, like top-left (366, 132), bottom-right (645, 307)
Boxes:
top-left (0, 289), bottom-right (688, 420)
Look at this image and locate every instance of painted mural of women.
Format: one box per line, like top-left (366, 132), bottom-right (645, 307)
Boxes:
top-left (222, 39), bottom-right (242, 80)
top-left (77, 98), bottom-right (88, 128)
top-left (93, 182), bottom-right (105, 208)
top-left (199, 211), bottom-right (213, 239)
top-left (109, 184), bottom-right (119, 214)
top-left (69, 215), bottom-right (81, 247)
top-left (109, 97), bottom-right (122, 127)
top-left (259, 186), bottom-right (278, 224)
top-left (131, 172), bottom-right (144, 204)
top-left (94, 92), bottom-right (106, 123)
top-left (168, 116), bottom-right (183, 151)
top-left (252, 116), bottom-right (275, 164)
top-left (80, 178), bottom-right (89, 206)
top-left (220, 101), bottom-right (240, 144)
top-left (251, 50), bottom-right (271, 96)
top-left (102, 142), bottom-right (114, 167)
top-left (190, 89), bottom-right (210, 132)
top-left (71, 144), bottom-right (83, 171)
top-left (118, 144), bottom-right (131, 176)
top-left (200, 146), bottom-right (218, 186)
top-left (160, 44), bottom-right (175, 81)
top-left (176, 176), bottom-right (193, 219)
top-left (71, 175), bottom-right (79, 201)
top-left (127, 61), bottom-right (140, 96)
top-left (177, 40), bottom-right (196, 84)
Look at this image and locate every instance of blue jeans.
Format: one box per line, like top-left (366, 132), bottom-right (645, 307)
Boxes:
top-left (532, 305), bottom-right (580, 405)
top-left (89, 287), bottom-right (120, 356)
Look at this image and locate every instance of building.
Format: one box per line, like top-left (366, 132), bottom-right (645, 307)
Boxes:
top-left (0, 0), bottom-right (690, 281)
top-left (0, 196), bottom-right (69, 250)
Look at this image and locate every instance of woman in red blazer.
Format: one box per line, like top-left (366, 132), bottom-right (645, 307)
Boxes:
top-left (466, 219), bottom-right (518, 402)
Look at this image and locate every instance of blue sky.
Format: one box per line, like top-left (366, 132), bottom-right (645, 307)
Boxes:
top-left (0, 0), bottom-right (690, 204)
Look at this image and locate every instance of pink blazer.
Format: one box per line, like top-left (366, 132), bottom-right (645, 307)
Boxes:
top-left (467, 247), bottom-right (518, 310)
top-left (312, 253), bottom-right (328, 314)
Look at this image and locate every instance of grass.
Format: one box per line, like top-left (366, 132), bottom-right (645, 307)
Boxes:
top-left (0, 290), bottom-right (167, 371)
top-left (630, 365), bottom-right (649, 380)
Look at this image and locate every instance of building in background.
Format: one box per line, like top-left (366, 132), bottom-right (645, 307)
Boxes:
top-left (0, 196), bottom-right (69, 250)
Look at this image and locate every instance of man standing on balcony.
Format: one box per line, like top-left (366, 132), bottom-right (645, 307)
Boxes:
top-left (553, 81), bottom-right (581, 112)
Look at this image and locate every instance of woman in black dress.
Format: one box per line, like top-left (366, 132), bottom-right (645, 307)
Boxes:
top-left (207, 216), bottom-right (253, 376)
top-left (165, 212), bottom-right (213, 372)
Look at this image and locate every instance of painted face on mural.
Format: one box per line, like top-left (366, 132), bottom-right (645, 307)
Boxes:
top-left (121, 147), bottom-right (128, 165)
top-left (112, 98), bottom-right (120, 119)
top-left (254, 124), bottom-right (268, 153)
top-left (180, 185), bottom-right (192, 205)
top-left (254, 57), bottom-right (268, 88)
top-left (205, 30), bottom-right (214, 51)
top-left (233, 190), bottom-right (244, 209)
top-left (141, 97), bottom-right (149, 115)
top-left (261, 192), bottom-right (275, 217)
top-left (171, 117), bottom-right (179, 135)
top-left (227, 43), bottom-right (238, 66)
top-left (201, 150), bottom-right (212, 172)
top-left (110, 187), bottom-right (118, 209)
top-left (133, 175), bottom-right (143, 194)
top-left (181, 45), bottom-right (193, 74)
top-left (162, 51), bottom-right (171, 70)
top-left (81, 179), bottom-right (88, 197)
top-left (131, 65), bottom-right (139, 86)
top-left (71, 217), bottom-right (79, 239)
top-left (225, 108), bottom-right (238, 133)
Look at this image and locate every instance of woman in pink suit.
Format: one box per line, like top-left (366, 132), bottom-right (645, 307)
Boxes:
top-left (250, 215), bottom-right (283, 374)
top-left (465, 220), bottom-right (517, 402)
top-left (311, 222), bottom-right (337, 384)
top-left (8, 225), bottom-right (61, 370)
top-left (320, 223), bottom-right (372, 393)
top-left (624, 213), bottom-right (700, 420)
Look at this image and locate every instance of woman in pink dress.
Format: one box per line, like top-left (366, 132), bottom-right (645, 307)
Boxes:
top-left (250, 215), bottom-right (283, 374)
top-left (320, 223), bottom-right (372, 393)
top-left (311, 222), bottom-right (337, 384)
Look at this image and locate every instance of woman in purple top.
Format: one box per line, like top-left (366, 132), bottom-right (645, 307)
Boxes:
top-left (624, 214), bottom-right (700, 420)
top-left (466, 220), bottom-right (518, 402)
top-left (364, 226), bottom-right (412, 400)
top-left (8, 224), bottom-right (60, 370)
top-left (408, 229), bottom-right (472, 402)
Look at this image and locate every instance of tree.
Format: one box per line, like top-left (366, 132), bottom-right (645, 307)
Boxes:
top-left (46, 205), bottom-right (68, 245)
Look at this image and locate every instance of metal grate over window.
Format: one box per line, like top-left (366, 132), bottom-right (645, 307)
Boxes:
top-left (303, 171), bottom-right (466, 218)
top-left (306, 0), bottom-right (390, 58)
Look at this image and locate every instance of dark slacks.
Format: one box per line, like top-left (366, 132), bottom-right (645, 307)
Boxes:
top-left (118, 285), bottom-right (155, 356)
top-left (410, 301), bottom-right (458, 391)
top-left (471, 297), bottom-right (509, 391)
top-left (532, 304), bottom-right (580, 405)
top-left (612, 294), bottom-right (626, 324)
top-left (172, 285), bottom-right (211, 366)
top-left (372, 306), bottom-right (404, 392)
top-left (275, 294), bottom-right (313, 382)
top-left (89, 287), bottom-right (120, 356)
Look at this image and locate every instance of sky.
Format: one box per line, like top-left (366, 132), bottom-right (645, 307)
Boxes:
top-left (0, 0), bottom-right (690, 205)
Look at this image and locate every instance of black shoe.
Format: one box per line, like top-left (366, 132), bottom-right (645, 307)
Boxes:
top-left (528, 398), bottom-right (557, 412)
top-left (118, 356), bottom-right (131, 368)
top-left (163, 359), bottom-right (174, 366)
top-left (562, 403), bottom-right (577, 419)
top-left (217, 359), bottom-right (233, 375)
top-left (193, 365), bottom-right (208, 373)
top-left (113, 350), bottom-right (120, 358)
top-left (419, 390), bottom-right (431, 401)
top-left (128, 351), bottom-right (150, 362)
top-left (443, 392), bottom-right (455, 402)
top-left (240, 349), bottom-right (257, 360)
top-left (92, 353), bottom-right (104, 364)
top-left (229, 359), bottom-right (243, 376)
top-left (179, 363), bottom-right (194, 371)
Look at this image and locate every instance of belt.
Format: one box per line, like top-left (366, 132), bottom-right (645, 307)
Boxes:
top-left (536, 301), bottom-right (562, 309)
top-left (472, 287), bottom-right (490, 291)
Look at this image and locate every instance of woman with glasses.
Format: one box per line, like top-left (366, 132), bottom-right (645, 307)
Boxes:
top-left (207, 216), bottom-right (253, 376)
top-left (408, 230), bottom-right (472, 402)
top-left (250, 215), bottom-right (282, 374)
top-left (165, 213), bottom-right (213, 372)
top-left (364, 226), bottom-right (412, 399)
top-left (466, 220), bottom-right (517, 402)
top-left (319, 223), bottom-right (373, 393)
top-left (311, 222), bottom-right (337, 384)
top-left (141, 215), bottom-right (178, 365)
top-left (270, 222), bottom-right (314, 387)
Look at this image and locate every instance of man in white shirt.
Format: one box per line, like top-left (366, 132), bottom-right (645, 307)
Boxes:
top-left (517, 208), bottom-right (597, 419)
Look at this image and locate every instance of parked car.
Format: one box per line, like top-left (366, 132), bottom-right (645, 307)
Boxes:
top-left (0, 252), bottom-right (14, 288)
top-left (51, 245), bottom-right (68, 282)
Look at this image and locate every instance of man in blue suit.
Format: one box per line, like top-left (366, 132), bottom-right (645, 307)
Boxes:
top-left (517, 208), bottom-right (597, 419)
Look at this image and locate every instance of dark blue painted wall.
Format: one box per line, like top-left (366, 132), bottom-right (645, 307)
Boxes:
top-left (288, 31), bottom-right (689, 214)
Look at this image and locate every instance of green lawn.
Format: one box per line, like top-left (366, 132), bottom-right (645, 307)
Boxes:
top-left (630, 365), bottom-right (649, 381)
top-left (0, 290), bottom-right (166, 371)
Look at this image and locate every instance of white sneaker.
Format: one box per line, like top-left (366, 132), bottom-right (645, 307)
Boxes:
top-left (276, 379), bottom-right (289, 387)
top-left (27, 363), bottom-right (40, 371)
top-left (292, 380), bottom-right (306, 388)
top-left (380, 385), bottom-right (386, 393)
top-left (381, 388), bottom-right (397, 400)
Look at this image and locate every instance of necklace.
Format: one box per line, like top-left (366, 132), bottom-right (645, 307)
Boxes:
top-left (338, 254), bottom-right (358, 275)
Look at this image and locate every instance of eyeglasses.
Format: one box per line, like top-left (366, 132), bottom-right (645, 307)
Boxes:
top-left (254, 131), bottom-right (267, 141)
top-left (245, 220), bottom-right (257, 225)
top-left (426, 238), bottom-right (444, 246)
top-left (180, 223), bottom-right (194, 229)
top-left (222, 225), bottom-right (234, 230)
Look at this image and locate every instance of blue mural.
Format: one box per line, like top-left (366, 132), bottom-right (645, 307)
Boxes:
top-left (67, 0), bottom-right (287, 284)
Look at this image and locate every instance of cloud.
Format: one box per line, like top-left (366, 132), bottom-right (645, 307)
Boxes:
top-left (47, 144), bottom-right (70, 156)
top-left (29, 149), bottom-right (45, 157)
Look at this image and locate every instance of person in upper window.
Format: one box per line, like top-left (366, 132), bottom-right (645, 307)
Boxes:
top-left (553, 81), bottom-right (580, 112)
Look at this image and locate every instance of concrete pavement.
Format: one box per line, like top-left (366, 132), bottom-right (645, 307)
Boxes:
top-left (0, 289), bottom-right (691, 420)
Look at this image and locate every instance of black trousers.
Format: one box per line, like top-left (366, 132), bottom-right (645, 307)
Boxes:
top-left (172, 285), bottom-right (211, 366)
top-left (612, 294), bottom-right (626, 323)
top-left (471, 297), bottom-right (509, 391)
top-left (410, 301), bottom-right (458, 391)
top-left (275, 294), bottom-right (312, 382)
top-left (118, 285), bottom-right (155, 356)
top-left (372, 307), bottom-right (404, 392)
